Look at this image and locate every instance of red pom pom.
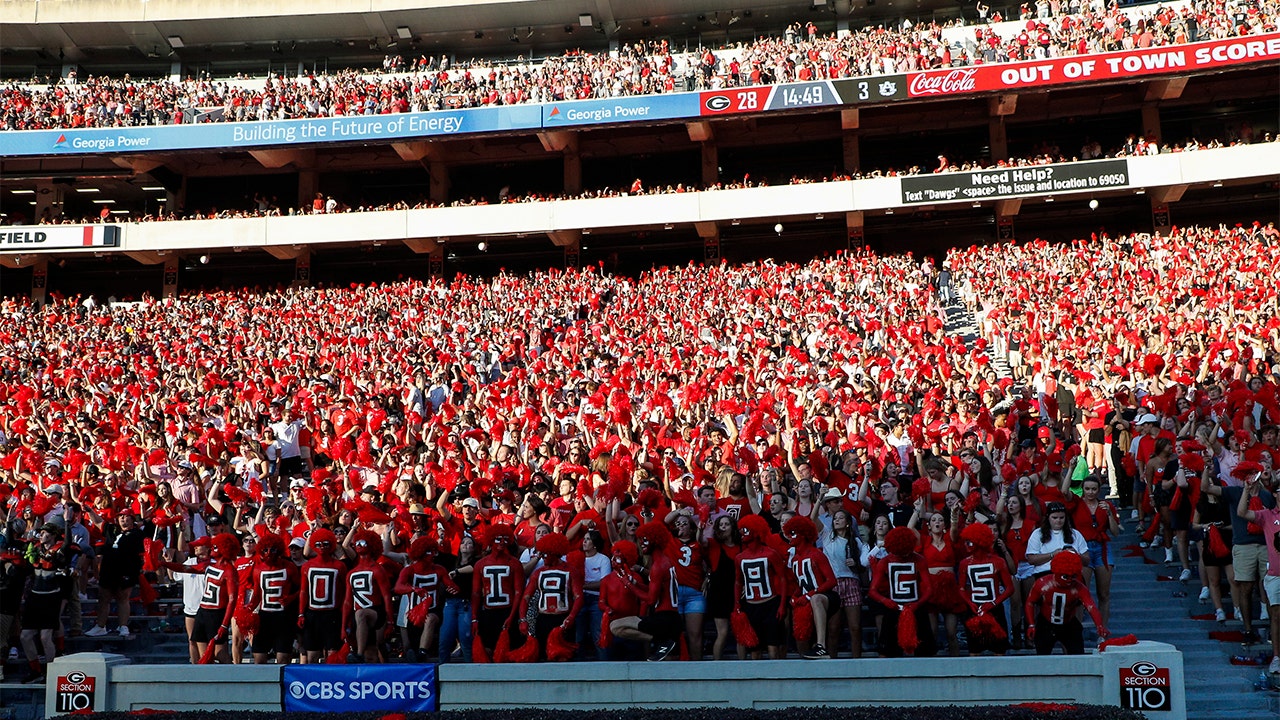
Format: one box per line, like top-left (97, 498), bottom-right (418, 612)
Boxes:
top-left (791, 596), bottom-right (815, 643)
top-left (1098, 633), bottom-right (1139, 651)
top-left (234, 605), bottom-right (259, 635)
top-left (730, 608), bottom-right (759, 649)
top-left (898, 606), bottom-right (920, 655)
top-left (493, 628), bottom-right (512, 663)
top-left (599, 613), bottom-right (613, 649)
top-left (545, 625), bottom-right (578, 662)
top-left (964, 611), bottom-right (1007, 643)
top-left (911, 477), bottom-right (931, 503)
top-left (506, 632), bottom-right (540, 663)
top-left (1206, 525), bottom-right (1230, 559)
top-left (138, 574), bottom-right (158, 605)
top-left (471, 631), bottom-right (490, 664)
top-left (407, 597), bottom-right (431, 627)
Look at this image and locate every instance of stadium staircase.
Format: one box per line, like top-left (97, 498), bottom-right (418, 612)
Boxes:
top-left (938, 286), bottom-right (1013, 380)
top-left (1108, 520), bottom-right (1280, 719)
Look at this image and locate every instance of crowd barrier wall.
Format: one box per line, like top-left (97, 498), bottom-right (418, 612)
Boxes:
top-left (4, 143), bottom-right (1276, 258)
top-left (43, 641), bottom-right (1186, 719)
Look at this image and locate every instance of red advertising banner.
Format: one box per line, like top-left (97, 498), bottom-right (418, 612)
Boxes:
top-left (907, 33), bottom-right (1280, 98)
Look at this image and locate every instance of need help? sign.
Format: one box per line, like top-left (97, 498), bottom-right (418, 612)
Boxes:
top-left (283, 664), bottom-right (437, 712)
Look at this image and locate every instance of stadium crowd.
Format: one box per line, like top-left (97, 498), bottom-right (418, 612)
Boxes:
top-left (19, 128), bottom-right (1273, 226)
top-left (1, 221), bottom-right (1279, 678)
top-left (2, 0), bottom-right (1276, 131)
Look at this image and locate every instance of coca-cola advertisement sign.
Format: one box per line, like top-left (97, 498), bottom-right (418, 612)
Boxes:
top-left (907, 33), bottom-right (1280, 98)
top-left (908, 68), bottom-right (978, 96)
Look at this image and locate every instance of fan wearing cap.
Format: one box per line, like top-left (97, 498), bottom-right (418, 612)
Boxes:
top-left (1024, 550), bottom-right (1107, 655)
top-left (394, 536), bottom-right (461, 663)
top-left (515, 531), bottom-right (584, 659)
top-left (246, 534), bottom-right (301, 665)
top-left (343, 530), bottom-right (394, 663)
top-left (438, 493), bottom-right (488, 556)
top-left (470, 524), bottom-right (524, 658)
top-left (299, 528), bottom-right (348, 664)
top-left (164, 533), bottom-right (240, 664)
top-left (18, 522), bottom-right (71, 682)
top-left (733, 515), bottom-right (788, 659)
top-left (1024, 501), bottom-right (1089, 576)
top-left (610, 521), bottom-right (682, 661)
top-left (784, 515), bottom-right (837, 659)
top-left (958, 523), bottom-right (1014, 656)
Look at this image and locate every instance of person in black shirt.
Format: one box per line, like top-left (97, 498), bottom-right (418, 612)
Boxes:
top-left (864, 477), bottom-right (915, 528)
top-left (0, 550), bottom-right (32, 682)
top-left (86, 510), bottom-right (149, 638)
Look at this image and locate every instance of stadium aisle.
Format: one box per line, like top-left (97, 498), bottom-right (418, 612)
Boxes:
top-left (938, 284), bottom-right (1012, 380)
top-left (1107, 519), bottom-right (1279, 719)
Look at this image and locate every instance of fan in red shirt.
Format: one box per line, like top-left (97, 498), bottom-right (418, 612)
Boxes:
top-left (470, 524), bottom-right (524, 658)
top-left (734, 514), bottom-right (789, 659)
top-left (668, 510), bottom-right (707, 659)
top-left (869, 526), bottom-right (935, 657)
top-left (165, 532), bottom-right (239, 664)
top-left (783, 515), bottom-right (837, 659)
top-left (245, 534), bottom-right (300, 665)
top-left (1025, 550), bottom-right (1108, 655)
top-left (958, 523), bottom-right (1014, 656)
top-left (299, 528), bottom-right (347, 663)
top-left (516, 531), bottom-right (583, 659)
top-left (394, 536), bottom-right (460, 663)
top-left (609, 521), bottom-right (683, 661)
top-left (343, 530), bottom-right (394, 663)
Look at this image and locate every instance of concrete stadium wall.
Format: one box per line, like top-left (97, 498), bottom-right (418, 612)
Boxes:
top-left (9, 142), bottom-right (1279, 260)
top-left (44, 641), bottom-right (1187, 719)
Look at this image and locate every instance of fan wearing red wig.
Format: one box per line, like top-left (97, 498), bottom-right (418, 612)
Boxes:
top-left (958, 523), bottom-right (1013, 655)
top-left (343, 530), bottom-right (394, 663)
top-left (515, 531), bottom-right (583, 659)
top-left (393, 536), bottom-right (460, 662)
top-left (164, 533), bottom-right (239, 664)
top-left (610, 522), bottom-right (682, 661)
top-left (1025, 550), bottom-right (1108, 655)
top-left (471, 524), bottom-right (524, 658)
top-left (868, 526), bottom-right (934, 657)
top-left (299, 528), bottom-right (347, 663)
top-left (247, 534), bottom-right (301, 665)
top-left (733, 514), bottom-right (788, 659)
top-left (783, 515), bottom-right (837, 659)
top-left (599, 540), bottom-right (646, 660)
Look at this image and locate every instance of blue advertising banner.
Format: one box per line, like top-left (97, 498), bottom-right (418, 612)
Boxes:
top-left (540, 93), bottom-right (700, 127)
top-left (282, 663), bottom-right (438, 713)
top-left (0, 104), bottom-right (541, 158)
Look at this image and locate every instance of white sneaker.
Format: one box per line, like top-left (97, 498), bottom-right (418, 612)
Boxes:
top-left (1139, 541), bottom-right (1149, 549)
top-left (1216, 608), bottom-right (1227, 623)
top-left (84, 626), bottom-right (108, 637)
top-left (1199, 587), bottom-right (1211, 603)
top-left (117, 626), bottom-right (131, 637)
top-left (1164, 548), bottom-right (1175, 564)
top-left (1179, 568), bottom-right (1192, 582)
top-left (1235, 608), bottom-right (1243, 622)
top-left (1262, 606), bottom-right (1271, 622)
top-left (1150, 536), bottom-right (1163, 549)
top-left (1269, 656), bottom-right (1280, 675)
top-left (1130, 509), bottom-right (1139, 520)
